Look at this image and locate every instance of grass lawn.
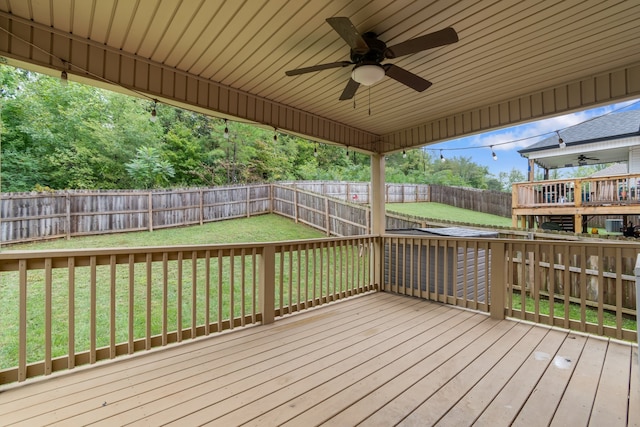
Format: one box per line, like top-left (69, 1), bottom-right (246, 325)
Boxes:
top-left (2, 213), bottom-right (325, 251)
top-left (0, 214), bottom-right (335, 370)
top-left (511, 291), bottom-right (636, 331)
top-left (386, 202), bottom-right (512, 228)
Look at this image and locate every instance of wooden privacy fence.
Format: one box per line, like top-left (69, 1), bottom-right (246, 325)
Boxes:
top-left (1, 182), bottom-right (512, 245)
top-left (278, 181), bottom-right (431, 204)
top-left (272, 184), bottom-right (370, 236)
top-left (429, 185), bottom-right (512, 218)
top-left (0, 185), bottom-right (271, 245)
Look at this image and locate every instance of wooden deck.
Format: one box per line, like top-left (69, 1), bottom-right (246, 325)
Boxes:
top-left (0, 292), bottom-right (638, 426)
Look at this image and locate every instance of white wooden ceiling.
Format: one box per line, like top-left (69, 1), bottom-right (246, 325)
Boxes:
top-left (0, 0), bottom-right (639, 154)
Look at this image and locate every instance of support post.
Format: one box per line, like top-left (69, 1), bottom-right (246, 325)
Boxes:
top-left (371, 153), bottom-right (385, 289)
top-left (259, 245), bottom-right (275, 325)
top-left (635, 255), bottom-right (640, 369)
top-left (490, 241), bottom-right (506, 319)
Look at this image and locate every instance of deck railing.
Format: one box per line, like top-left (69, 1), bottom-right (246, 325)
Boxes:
top-left (382, 235), bottom-right (638, 341)
top-left (0, 236), bottom-right (376, 385)
top-left (1, 235), bottom-right (636, 386)
top-left (513, 173), bottom-right (640, 208)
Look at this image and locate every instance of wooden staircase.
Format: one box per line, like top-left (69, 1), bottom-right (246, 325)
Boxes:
top-left (547, 215), bottom-right (575, 232)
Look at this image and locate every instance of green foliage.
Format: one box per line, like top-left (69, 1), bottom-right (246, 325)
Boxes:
top-left (125, 146), bottom-right (175, 189)
top-left (498, 168), bottom-right (526, 191)
top-left (0, 64), bottom-right (513, 192)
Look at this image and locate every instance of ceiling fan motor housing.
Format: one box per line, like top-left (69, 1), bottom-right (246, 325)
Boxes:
top-left (350, 33), bottom-right (386, 64)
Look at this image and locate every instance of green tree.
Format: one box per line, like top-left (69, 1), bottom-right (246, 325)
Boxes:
top-left (498, 168), bottom-right (526, 192)
top-left (125, 146), bottom-right (175, 188)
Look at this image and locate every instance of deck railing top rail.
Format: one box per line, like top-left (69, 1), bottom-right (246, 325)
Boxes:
top-left (514, 173), bottom-right (640, 208)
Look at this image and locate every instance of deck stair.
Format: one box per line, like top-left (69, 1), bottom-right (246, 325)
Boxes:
top-left (548, 215), bottom-right (574, 232)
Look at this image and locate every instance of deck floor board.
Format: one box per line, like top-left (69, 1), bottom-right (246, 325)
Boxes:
top-left (0, 292), bottom-right (637, 427)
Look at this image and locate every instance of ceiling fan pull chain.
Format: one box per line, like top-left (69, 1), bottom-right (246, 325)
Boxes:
top-left (368, 86), bottom-right (371, 116)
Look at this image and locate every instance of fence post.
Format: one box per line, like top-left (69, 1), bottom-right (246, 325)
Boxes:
top-left (324, 197), bottom-right (330, 236)
top-left (65, 193), bottom-right (71, 240)
top-left (490, 241), bottom-right (506, 319)
top-left (293, 187), bottom-right (299, 223)
top-left (148, 191), bottom-right (153, 232)
top-left (246, 186), bottom-right (251, 218)
top-left (199, 188), bottom-right (204, 225)
top-left (259, 245), bottom-right (276, 325)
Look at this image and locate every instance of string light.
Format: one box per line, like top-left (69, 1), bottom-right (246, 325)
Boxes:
top-left (150, 99), bottom-right (158, 122)
top-left (273, 128), bottom-right (278, 142)
top-left (60, 60), bottom-right (68, 86)
top-left (427, 99), bottom-right (640, 158)
top-left (224, 119), bottom-right (229, 139)
top-left (346, 146), bottom-right (349, 157)
top-left (4, 20), bottom-right (639, 161)
top-left (402, 149), bottom-right (407, 158)
top-left (491, 146), bottom-right (497, 161)
top-left (557, 131), bottom-right (566, 148)
top-left (314, 144), bottom-right (318, 157)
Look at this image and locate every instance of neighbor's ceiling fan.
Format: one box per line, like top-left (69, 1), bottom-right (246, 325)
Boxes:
top-left (566, 154), bottom-right (599, 167)
top-left (285, 17), bottom-right (458, 100)
top-left (577, 154), bottom-right (599, 166)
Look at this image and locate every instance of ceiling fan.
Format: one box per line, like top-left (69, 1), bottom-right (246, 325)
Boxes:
top-left (577, 154), bottom-right (599, 166)
top-left (285, 17), bottom-right (458, 100)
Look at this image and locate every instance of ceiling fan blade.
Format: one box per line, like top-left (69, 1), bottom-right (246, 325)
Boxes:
top-left (384, 64), bottom-right (432, 92)
top-left (285, 61), bottom-right (352, 76)
top-left (326, 17), bottom-right (369, 54)
top-left (385, 27), bottom-right (458, 58)
top-left (339, 78), bottom-right (360, 100)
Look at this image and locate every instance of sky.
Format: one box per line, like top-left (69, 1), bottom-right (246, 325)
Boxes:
top-left (422, 98), bottom-right (640, 177)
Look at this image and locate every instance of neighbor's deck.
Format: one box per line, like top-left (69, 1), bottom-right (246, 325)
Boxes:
top-left (0, 292), bottom-right (638, 426)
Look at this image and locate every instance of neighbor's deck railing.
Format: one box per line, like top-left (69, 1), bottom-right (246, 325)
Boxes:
top-left (382, 235), bottom-right (638, 341)
top-left (0, 236), bottom-right (376, 385)
top-left (513, 173), bottom-right (640, 208)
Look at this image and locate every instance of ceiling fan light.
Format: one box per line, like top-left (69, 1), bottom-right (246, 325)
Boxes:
top-left (351, 64), bottom-right (385, 86)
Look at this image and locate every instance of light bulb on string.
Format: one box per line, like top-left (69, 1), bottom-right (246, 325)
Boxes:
top-left (273, 128), bottom-right (278, 142)
top-left (224, 119), bottom-right (229, 139)
top-left (314, 144), bottom-right (318, 157)
top-left (440, 150), bottom-right (445, 163)
top-left (60, 60), bottom-right (68, 86)
top-left (402, 150), bottom-right (407, 159)
top-left (556, 131), bottom-right (566, 148)
top-left (150, 99), bottom-right (158, 123)
top-left (346, 146), bottom-right (349, 157)
top-left (491, 146), bottom-right (497, 161)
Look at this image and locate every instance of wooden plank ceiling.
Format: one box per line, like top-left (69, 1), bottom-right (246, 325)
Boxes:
top-left (0, 0), bottom-right (639, 154)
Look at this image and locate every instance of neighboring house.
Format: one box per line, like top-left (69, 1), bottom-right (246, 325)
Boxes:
top-left (513, 110), bottom-right (640, 233)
